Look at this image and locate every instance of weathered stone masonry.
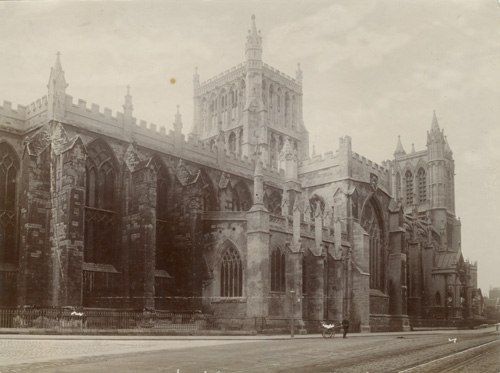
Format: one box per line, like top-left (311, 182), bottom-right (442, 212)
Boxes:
top-left (0, 16), bottom-right (483, 332)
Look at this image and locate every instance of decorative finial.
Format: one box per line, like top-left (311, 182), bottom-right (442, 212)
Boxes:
top-left (56, 51), bottom-right (61, 58)
top-left (126, 85), bottom-right (130, 95)
top-left (252, 14), bottom-right (255, 21)
top-left (174, 104), bottom-right (182, 132)
top-left (296, 62), bottom-right (303, 83)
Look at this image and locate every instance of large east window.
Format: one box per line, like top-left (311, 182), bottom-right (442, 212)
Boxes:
top-left (84, 140), bottom-right (115, 265)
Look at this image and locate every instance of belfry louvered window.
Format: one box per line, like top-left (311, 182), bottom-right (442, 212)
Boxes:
top-left (418, 168), bottom-right (426, 203)
top-left (405, 171), bottom-right (413, 206)
top-left (220, 247), bottom-right (242, 297)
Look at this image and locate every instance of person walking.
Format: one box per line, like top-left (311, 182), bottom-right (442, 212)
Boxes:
top-left (342, 318), bottom-right (350, 339)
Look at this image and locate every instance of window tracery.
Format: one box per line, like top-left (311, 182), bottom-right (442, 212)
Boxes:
top-left (405, 170), bottom-right (413, 206)
top-left (0, 143), bottom-right (17, 265)
top-left (361, 198), bottom-right (385, 291)
top-left (270, 247), bottom-right (286, 292)
top-left (220, 246), bottom-right (243, 297)
top-left (85, 140), bottom-right (116, 265)
top-left (418, 168), bottom-right (426, 203)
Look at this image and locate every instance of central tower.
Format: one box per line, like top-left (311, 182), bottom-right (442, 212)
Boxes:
top-left (190, 15), bottom-right (309, 167)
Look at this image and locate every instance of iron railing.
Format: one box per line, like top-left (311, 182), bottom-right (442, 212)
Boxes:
top-left (0, 308), bottom-right (259, 332)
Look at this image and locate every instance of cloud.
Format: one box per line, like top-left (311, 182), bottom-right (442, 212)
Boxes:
top-left (265, 2), bottom-right (410, 72)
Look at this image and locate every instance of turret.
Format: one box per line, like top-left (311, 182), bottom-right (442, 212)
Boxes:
top-left (245, 14), bottom-right (262, 63)
top-left (241, 15), bottom-right (266, 162)
top-left (245, 15), bottom-right (264, 104)
top-left (47, 52), bottom-right (68, 120)
top-left (426, 111), bottom-right (446, 210)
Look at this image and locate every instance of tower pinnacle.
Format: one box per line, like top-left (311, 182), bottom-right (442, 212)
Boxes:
top-left (174, 104), bottom-right (183, 132)
top-left (431, 110), bottom-right (441, 134)
top-left (394, 135), bottom-right (406, 157)
top-left (123, 85), bottom-right (133, 114)
top-left (296, 62), bottom-right (303, 84)
top-left (47, 52), bottom-right (68, 119)
top-left (245, 14), bottom-right (262, 58)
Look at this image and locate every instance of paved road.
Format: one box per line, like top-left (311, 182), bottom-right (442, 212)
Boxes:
top-left (0, 328), bottom-right (498, 372)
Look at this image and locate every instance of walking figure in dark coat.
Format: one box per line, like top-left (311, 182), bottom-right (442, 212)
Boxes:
top-left (342, 318), bottom-right (350, 339)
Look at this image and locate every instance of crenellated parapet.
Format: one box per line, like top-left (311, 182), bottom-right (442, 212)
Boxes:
top-left (262, 64), bottom-right (301, 92)
top-left (0, 101), bottom-right (27, 133)
top-left (351, 152), bottom-right (390, 176)
top-left (196, 64), bottom-right (246, 97)
top-left (0, 97), bottom-right (49, 134)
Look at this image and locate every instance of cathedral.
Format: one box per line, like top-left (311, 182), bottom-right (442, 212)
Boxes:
top-left (0, 16), bottom-right (482, 332)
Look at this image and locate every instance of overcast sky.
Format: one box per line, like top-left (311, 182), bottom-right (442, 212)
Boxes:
top-left (0, 0), bottom-right (499, 293)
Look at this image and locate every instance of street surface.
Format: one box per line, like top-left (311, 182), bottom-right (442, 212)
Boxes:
top-left (0, 328), bottom-right (498, 372)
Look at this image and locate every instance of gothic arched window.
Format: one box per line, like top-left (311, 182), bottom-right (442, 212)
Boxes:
top-left (210, 95), bottom-right (218, 130)
top-left (220, 89), bottom-right (227, 128)
top-left (230, 85), bottom-right (238, 122)
top-left (201, 97), bottom-right (208, 131)
top-left (220, 246), bottom-right (243, 297)
top-left (264, 191), bottom-right (282, 215)
top-left (228, 132), bottom-right (236, 154)
top-left (277, 88), bottom-right (282, 125)
top-left (232, 181), bottom-right (251, 212)
top-left (85, 140), bottom-right (116, 265)
top-left (418, 168), bottom-right (426, 203)
top-left (361, 198), bottom-right (385, 291)
top-left (0, 143), bottom-right (18, 265)
top-left (309, 195), bottom-right (325, 221)
top-left (238, 80), bottom-right (245, 119)
top-left (271, 247), bottom-right (286, 292)
top-left (199, 170), bottom-right (216, 212)
top-left (395, 172), bottom-right (401, 200)
top-left (405, 170), bottom-right (413, 206)
top-left (284, 91), bottom-right (290, 128)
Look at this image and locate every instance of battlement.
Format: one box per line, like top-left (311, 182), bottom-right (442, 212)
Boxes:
top-left (352, 152), bottom-right (389, 174)
top-left (262, 64), bottom-right (301, 92)
top-left (0, 100), bottom-right (27, 120)
top-left (262, 63), bottom-right (297, 84)
top-left (197, 63), bottom-right (246, 96)
top-left (307, 150), bottom-right (337, 164)
top-left (66, 95), bottom-right (121, 125)
top-left (298, 150), bottom-right (340, 177)
top-left (0, 96), bottom-right (50, 133)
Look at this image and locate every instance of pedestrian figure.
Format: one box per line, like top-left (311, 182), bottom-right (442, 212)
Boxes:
top-left (342, 318), bottom-right (350, 338)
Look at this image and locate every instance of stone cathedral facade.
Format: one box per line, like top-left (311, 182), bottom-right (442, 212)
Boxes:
top-left (0, 16), bottom-right (482, 332)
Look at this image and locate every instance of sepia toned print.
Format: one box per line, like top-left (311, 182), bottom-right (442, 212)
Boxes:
top-left (0, 1), bottom-right (499, 372)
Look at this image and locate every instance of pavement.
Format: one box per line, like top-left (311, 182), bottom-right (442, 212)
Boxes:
top-left (0, 327), bottom-right (498, 369)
